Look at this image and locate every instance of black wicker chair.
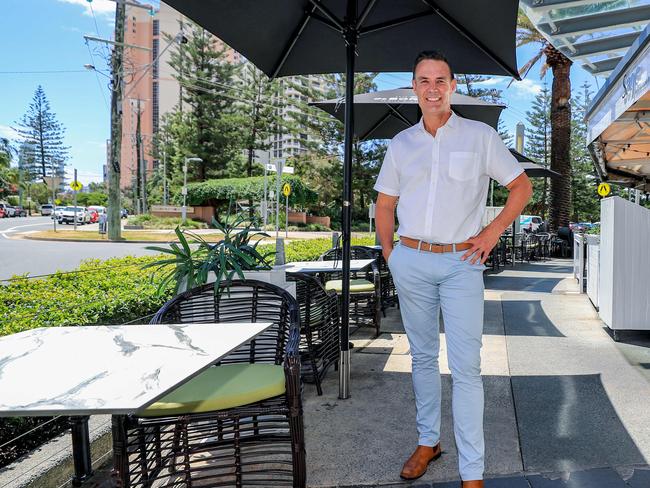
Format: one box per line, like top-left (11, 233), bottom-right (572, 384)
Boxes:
top-left (357, 246), bottom-right (399, 314)
top-left (318, 246), bottom-right (381, 337)
top-left (111, 279), bottom-right (306, 488)
top-left (287, 272), bottom-right (340, 395)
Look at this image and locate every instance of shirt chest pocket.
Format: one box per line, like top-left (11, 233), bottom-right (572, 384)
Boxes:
top-left (448, 151), bottom-right (479, 181)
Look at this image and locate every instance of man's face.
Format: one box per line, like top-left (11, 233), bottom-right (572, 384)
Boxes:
top-left (412, 59), bottom-right (456, 117)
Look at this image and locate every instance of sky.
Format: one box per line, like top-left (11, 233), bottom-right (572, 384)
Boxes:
top-left (0, 0), bottom-right (605, 185)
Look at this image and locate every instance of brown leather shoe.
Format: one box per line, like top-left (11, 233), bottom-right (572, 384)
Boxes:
top-left (462, 480), bottom-right (484, 487)
top-left (399, 444), bottom-right (442, 480)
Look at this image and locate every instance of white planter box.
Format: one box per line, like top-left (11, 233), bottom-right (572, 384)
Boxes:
top-left (586, 235), bottom-right (600, 309)
top-left (599, 197), bottom-right (650, 332)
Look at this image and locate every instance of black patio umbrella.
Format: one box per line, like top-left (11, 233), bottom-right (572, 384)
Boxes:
top-left (163, 0), bottom-right (520, 400)
top-left (312, 88), bottom-right (505, 139)
top-left (509, 149), bottom-right (561, 178)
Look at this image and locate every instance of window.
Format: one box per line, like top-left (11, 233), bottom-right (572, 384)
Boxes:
top-left (153, 19), bottom-right (159, 36)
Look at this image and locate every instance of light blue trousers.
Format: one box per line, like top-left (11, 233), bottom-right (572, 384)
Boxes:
top-left (388, 242), bottom-right (485, 481)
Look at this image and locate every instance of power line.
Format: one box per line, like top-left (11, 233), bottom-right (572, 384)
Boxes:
top-left (0, 69), bottom-right (88, 74)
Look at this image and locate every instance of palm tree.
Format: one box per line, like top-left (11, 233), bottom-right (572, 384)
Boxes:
top-left (517, 11), bottom-right (573, 231)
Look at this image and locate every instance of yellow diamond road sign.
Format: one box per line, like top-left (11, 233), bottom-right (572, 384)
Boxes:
top-left (598, 182), bottom-right (611, 197)
top-left (282, 183), bottom-right (291, 197)
top-left (70, 180), bottom-right (82, 192)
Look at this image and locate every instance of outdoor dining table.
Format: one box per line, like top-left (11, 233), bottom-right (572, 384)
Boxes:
top-left (286, 258), bottom-right (376, 275)
top-left (0, 322), bottom-right (272, 486)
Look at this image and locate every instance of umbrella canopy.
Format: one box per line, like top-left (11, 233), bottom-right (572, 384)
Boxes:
top-left (509, 149), bottom-right (561, 178)
top-left (312, 88), bottom-right (505, 140)
top-left (163, 0), bottom-right (520, 399)
top-left (166, 1), bottom-right (520, 78)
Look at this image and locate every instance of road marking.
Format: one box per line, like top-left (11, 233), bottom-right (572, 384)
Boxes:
top-left (0, 222), bottom-right (53, 239)
top-left (3, 222), bottom-right (53, 233)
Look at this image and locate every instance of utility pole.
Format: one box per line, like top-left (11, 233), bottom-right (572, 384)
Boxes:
top-left (134, 98), bottom-right (147, 213)
top-left (107, 0), bottom-right (125, 241)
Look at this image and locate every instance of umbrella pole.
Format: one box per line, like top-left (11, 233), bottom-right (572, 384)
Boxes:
top-left (339, 0), bottom-right (357, 400)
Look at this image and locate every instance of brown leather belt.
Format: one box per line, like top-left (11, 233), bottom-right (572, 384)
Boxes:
top-left (400, 236), bottom-right (472, 253)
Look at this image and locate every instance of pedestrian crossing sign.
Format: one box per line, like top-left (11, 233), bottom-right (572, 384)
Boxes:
top-left (597, 182), bottom-right (610, 197)
top-left (70, 180), bottom-right (82, 191)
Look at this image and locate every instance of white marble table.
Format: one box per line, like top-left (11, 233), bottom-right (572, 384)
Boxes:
top-left (0, 322), bottom-right (271, 484)
top-left (286, 258), bottom-right (375, 274)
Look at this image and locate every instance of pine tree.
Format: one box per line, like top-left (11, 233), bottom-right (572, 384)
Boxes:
top-left (571, 81), bottom-right (600, 222)
top-left (236, 63), bottom-right (284, 179)
top-left (163, 23), bottom-right (242, 182)
top-left (14, 86), bottom-right (69, 183)
top-left (524, 86), bottom-right (551, 218)
top-left (0, 138), bottom-right (14, 197)
top-left (456, 74), bottom-right (503, 104)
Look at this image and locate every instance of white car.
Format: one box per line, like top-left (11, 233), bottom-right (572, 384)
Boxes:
top-left (0, 203), bottom-right (14, 217)
top-left (59, 206), bottom-right (90, 225)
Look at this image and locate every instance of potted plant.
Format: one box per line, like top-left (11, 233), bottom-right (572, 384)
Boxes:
top-left (144, 213), bottom-right (294, 296)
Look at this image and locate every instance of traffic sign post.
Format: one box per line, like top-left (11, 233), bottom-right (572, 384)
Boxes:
top-left (282, 183), bottom-right (291, 238)
top-left (71, 169), bottom-right (80, 231)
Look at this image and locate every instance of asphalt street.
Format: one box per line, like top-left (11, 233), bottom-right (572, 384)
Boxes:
top-left (0, 216), bottom-right (156, 281)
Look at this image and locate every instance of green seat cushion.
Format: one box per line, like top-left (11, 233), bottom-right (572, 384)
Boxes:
top-left (325, 279), bottom-right (375, 293)
top-left (140, 363), bottom-right (285, 417)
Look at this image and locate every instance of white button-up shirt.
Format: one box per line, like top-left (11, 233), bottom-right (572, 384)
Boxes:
top-left (373, 112), bottom-right (524, 244)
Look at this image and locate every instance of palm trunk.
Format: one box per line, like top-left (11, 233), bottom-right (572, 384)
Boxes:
top-left (546, 45), bottom-right (572, 232)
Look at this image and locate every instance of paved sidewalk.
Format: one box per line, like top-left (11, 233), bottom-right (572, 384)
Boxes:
top-left (302, 259), bottom-right (650, 487)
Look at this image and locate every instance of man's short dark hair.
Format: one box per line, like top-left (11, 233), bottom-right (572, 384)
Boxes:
top-left (412, 50), bottom-right (454, 80)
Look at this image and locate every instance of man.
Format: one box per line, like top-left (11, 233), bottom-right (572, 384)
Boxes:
top-left (374, 51), bottom-right (532, 488)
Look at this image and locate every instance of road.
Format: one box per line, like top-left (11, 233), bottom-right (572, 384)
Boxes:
top-left (0, 216), bottom-right (157, 281)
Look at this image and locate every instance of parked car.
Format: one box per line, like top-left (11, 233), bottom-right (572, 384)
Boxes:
top-left (59, 206), bottom-right (90, 225)
top-left (88, 209), bottom-right (99, 223)
top-left (0, 207), bottom-right (5, 218)
top-left (13, 206), bottom-right (27, 217)
top-left (120, 208), bottom-right (128, 219)
top-left (0, 203), bottom-right (13, 218)
top-left (40, 204), bottom-right (54, 216)
top-left (52, 206), bottom-right (65, 220)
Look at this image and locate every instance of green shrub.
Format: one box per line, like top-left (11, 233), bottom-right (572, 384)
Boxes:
top-left (0, 256), bottom-right (173, 337)
top-left (187, 175), bottom-right (317, 208)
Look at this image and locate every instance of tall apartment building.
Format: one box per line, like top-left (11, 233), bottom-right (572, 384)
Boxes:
top-left (119, 2), bottom-right (327, 192)
top-left (269, 75), bottom-right (328, 163)
top-left (120, 3), bottom-right (155, 191)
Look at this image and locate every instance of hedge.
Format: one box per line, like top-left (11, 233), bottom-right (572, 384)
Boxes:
top-left (0, 256), bottom-right (173, 337)
top-left (186, 175), bottom-right (317, 208)
top-left (0, 236), bottom-right (378, 337)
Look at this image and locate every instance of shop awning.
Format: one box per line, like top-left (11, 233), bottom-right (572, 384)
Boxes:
top-left (586, 24), bottom-right (650, 190)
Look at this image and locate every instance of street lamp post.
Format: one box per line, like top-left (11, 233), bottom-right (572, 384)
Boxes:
top-left (182, 157), bottom-right (202, 224)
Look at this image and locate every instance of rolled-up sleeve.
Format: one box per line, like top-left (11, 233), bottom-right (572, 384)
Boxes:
top-left (373, 143), bottom-right (400, 196)
top-left (486, 129), bottom-right (524, 187)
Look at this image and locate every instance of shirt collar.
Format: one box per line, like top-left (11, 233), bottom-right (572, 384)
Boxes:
top-left (417, 110), bottom-right (459, 134)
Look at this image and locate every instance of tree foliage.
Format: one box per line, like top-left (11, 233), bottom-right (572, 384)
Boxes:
top-left (14, 86), bottom-right (69, 182)
top-left (187, 175), bottom-right (317, 210)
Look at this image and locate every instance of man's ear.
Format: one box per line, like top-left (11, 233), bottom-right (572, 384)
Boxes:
top-left (412, 78), bottom-right (417, 92)
top-left (451, 77), bottom-right (457, 92)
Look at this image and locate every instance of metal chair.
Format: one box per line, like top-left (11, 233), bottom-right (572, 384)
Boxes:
top-left (111, 279), bottom-right (306, 488)
top-left (318, 246), bottom-right (382, 337)
top-left (357, 246), bottom-right (399, 314)
top-left (287, 271), bottom-right (340, 395)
